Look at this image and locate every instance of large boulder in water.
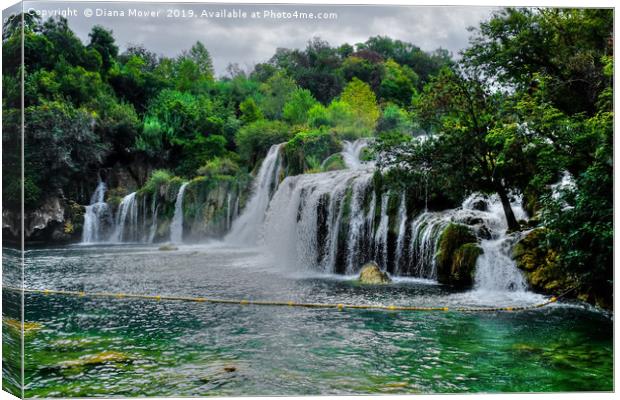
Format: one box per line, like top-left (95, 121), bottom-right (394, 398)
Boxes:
top-left (358, 262), bottom-right (391, 284)
top-left (436, 223), bottom-right (481, 287)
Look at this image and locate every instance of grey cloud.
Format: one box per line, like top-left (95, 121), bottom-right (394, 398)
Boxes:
top-left (23, 1), bottom-right (497, 75)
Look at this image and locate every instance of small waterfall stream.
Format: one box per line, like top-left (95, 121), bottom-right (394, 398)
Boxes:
top-left (225, 144), bottom-right (283, 245)
top-left (393, 193), bottom-right (408, 276)
top-left (341, 139), bottom-right (369, 169)
top-left (82, 180), bottom-right (111, 244)
top-left (373, 193), bottom-right (390, 269)
top-left (170, 183), bottom-right (189, 244)
top-left (111, 192), bottom-right (138, 243)
top-left (466, 194), bottom-right (529, 292)
top-left (148, 195), bottom-right (159, 244)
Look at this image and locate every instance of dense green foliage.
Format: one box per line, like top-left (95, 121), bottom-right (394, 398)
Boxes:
top-left (3, 13), bottom-right (448, 209)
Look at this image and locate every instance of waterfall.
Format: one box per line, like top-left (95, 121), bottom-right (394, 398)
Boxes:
top-left (408, 212), bottom-right (450, 279)
top-left (82, 181), bottom-right (112, 244)
top-left (468, 194), bottom-right (529, 292)
top-left (262, 168), bottom-right (373, 272)
top-left (474, 236), bottom-right (527, 292)
top-left (341, 139), bottom-right (369, 169)
top-left (404, 193), bottom-right (528, 287)
top-left (226, 193), bottom-right (232, 231)
top-left (373, 193), bottom-right (390, 268)
top-left (225, 144), bottom-right (283, 245)
top-left (110, 192), bottom-right (138, 242)
top-left (345, 175), bottom-right (372, 274)
top-left (170, 183), bottom-right (189, 244)
top-left (148, 194), bottom-right (159, 244)
top-left (393, 193), bottom-right (408, 275)
top-left (90, 180), bottom-right (106, 204)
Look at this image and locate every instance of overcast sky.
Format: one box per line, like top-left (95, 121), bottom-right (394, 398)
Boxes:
top-left (20, 2), bottom-right (497, 76)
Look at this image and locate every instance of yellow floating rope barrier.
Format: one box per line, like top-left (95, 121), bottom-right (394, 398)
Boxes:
top-left (2, 286), bottom-right (566, 313)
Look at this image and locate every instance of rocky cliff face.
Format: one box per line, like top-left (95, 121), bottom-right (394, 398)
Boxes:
top-left (3, 197), bottom-right (85, 245)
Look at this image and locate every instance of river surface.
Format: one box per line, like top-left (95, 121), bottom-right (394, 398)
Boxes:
top-left (3, 244), bottom-right (613, 396)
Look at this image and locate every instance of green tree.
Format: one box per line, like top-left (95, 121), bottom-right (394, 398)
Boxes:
top-left (284, 130), bottom-right (341, 175)
top-left (239, 97), bottom-right (263, 124)
top-left (88, 25), bottom-right (118, 72)
top-left (464, 8), bottom-right (612, 115)
top-left (379, 59), bottom-right (418, 105)
top-left (282, 88), bottom-right (318, 125)
top-left (258, 71), bottom-right (297, 119)
top-left (340, 78), bottom-right (380, 133)
top-left (184, 41), bottom-right (214, 79)
top-left (340, 54), bottom-right (384, 93)
top-left (413, 67), bottom-right (527, 230)
top-left (24, 101), bottom-right (110, 207)
top-left (377, 104), bottom-right (412, 134)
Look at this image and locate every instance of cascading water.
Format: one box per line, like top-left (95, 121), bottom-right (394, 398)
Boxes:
top-left (226, 193), bottom-right (232, 231)
top-left (466, 194), bottom-right (529, 292)
top-left (170, 183), bottom-right (189, 244)
top-left (110, 192), bottom-right (138, 243)
top-left (345, 175), bottom-right (373, 274)
top-left (262, 168), bottom-right (374, 273)
top-left (373, 193), bottom-right (390, 269)
top-left (225, 144), bottom-right (283, 245)
top-left (77, 135), bottom-right (529, 295)
top-left (405, 193), bottom-right (529, 289)
top-left (393, 193), bottom-right (408, 275)
top-left (82, 180), bottom-right (112, 243)
top-left (474, 236), bottom-right (528, 292)
top-left (341, 139), bottom-right (369, 169)
top-left (408, 212), bottom-right (450, 279)
top-left (148, 195), bottom-right (159, 244)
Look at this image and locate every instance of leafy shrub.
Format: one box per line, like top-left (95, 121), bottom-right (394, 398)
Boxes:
top-left (197, 157), bottom-right (240, 178)
top-left (141, 169), bottom-right (174, 195)
top-left (284, 129), bottom-right (341, 175)
top-left (235, 119), bottom-right (293, 165)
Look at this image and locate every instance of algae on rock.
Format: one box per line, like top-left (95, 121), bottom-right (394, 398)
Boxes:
top-left (358, 261), bottom-right (392, 284)
top-left (436, 223), bottom-right (482, 287)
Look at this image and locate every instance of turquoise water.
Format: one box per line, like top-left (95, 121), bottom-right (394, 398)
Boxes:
top-left (2, 244), bottom-right (613, 396)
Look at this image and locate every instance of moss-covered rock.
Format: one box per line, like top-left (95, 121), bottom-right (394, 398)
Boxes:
top-left (513, 229), bottom-right (612, 310)
top-left (436, 223), bottom-right (481, 287)
top-left (158, 243), bottom-right (178, 251)
top-left (359, 146), bottom-right (373, 162)
top-left (56, 351), bottom-right (133, 369)
top-left (358, 261), bottom-right (391, 284)
top-left (512, 229), bottom-right (566, 292)
top-left (450, 243), bottom-right (483, 286)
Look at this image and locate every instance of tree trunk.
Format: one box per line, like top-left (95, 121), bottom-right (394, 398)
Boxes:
top-left (496, 184), bottom-right (520, 232)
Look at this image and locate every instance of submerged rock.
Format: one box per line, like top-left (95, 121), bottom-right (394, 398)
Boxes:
top-left (436, 223), bottom-right (481, 287)
top-left (471, 199), bottom-right (488, 211)
top-left (223, 365), bottom-right (237, 373)
top-left (158, 243), bottom-right (179, 251)
top-left (450, 243), bottom-right (483, 286)
top-left (358, 261), bottom-right (391, 284)
top-left (56, 351), bottom-right (133, 369)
